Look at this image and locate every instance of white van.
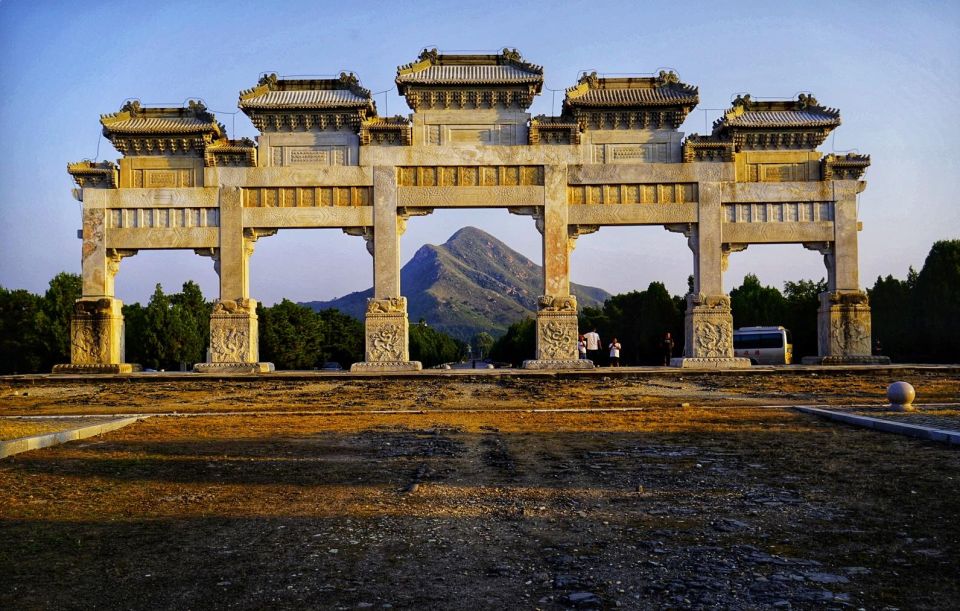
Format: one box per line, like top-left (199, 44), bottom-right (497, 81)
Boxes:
top-left (733, 326), bottom-right (793, 365)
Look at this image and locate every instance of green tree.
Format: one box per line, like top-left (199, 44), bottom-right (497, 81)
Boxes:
top-left (489, 317), bottom-right (535, 367)
top-left (471, 332), bottom-right (495, 360)
top-left (166, 281), bottom-right (210, 370)
top-left (410, 322), bottom-right (464, 368)
top-left (730, 274), bottom-right (787, 329)
top-left (0, 287), bottom-right (45, 373)
top-left (37, 272), bottom-right (81, 364)
top-left (317, 308), bottom-right (364, 366)
top-left (258, 300), bottom-right (326, 369)
top-left (915, 240), bottom-right (960, 361)
top-left (868, 274), bottom-right (913, 360)
top-left (782, 278), bottom-right (826, 361)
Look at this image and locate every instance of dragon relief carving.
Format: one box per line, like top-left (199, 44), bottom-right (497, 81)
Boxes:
top-left (210, 326), bottom-right (248, 362)
top-left (693, 319), bottom-right (732, 358)
top-left (538, 319), bottom-right (578, 360)
top-left (368, 323), bottom-right (405, 361)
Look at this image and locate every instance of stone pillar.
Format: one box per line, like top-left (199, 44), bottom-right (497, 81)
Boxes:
top-left (195, 187), bottom-right (274, 372)
top-left (524, 165), bottom-right (591, 370)
top-left (803, 194), bottom-right (888, 364)
top-left (54, 192), bottom-right (140, 373)
top-left (351, 166), bottom-right (421, 371)
top-left (671, 183), bottom-right (749, 369)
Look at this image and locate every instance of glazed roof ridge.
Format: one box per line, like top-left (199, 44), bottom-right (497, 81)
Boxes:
top-left (239, 72), bottom-right (374, 111)
top-left (714, 94), bottom-right (841, 131)
top-left (100, 100), bottom-right (222, 135)
top-left (564, 72), bottom-right (699, 108)
top-left (396, 48), bottom-right (544, 87)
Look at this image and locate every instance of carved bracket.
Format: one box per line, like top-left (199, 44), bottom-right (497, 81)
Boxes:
top-left (567, 225), bottom-right (599, 252)
top-left (720, 243), bottom-right (748, 272)
top-left (242, 228), bottom-right (279, 257)
top-left (194, 247), bottom-right (221, 275)
top-left (106, 248), bottom-right (138, 280)
top-left (343, 227), bottom-right (374, 256)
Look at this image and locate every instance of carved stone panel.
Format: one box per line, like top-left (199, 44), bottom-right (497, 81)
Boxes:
top-left (685, 293), bottom-right (733, 359)
top-left (209, 299), bottom-right (259, 363)
top-left (363, 297), bottom-right (410, 362)
top-left (817, 291), bottom-right (873, 359)
top-left (534, 296), bottom-right (579, 361)
top-left (70, 298), bottom-right (125, 365)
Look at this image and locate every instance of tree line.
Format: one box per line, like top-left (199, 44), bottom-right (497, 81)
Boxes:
top-left (490, 239), bottom-right (959, 367)
top-left (1, 239), bottom-right (956, 373)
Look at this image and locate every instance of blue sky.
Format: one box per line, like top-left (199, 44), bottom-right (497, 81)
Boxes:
top-left (1, 1), bottom-right (957, 304)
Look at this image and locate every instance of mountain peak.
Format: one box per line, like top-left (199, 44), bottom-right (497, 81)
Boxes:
top-left (303, 227), bottom-right (611, 340)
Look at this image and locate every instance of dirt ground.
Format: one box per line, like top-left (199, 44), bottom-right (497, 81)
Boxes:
top-left (1, 368), bottom-right (958, 610)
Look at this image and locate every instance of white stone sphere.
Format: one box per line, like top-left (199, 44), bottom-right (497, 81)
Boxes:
top-left (887, 381), bottom-right (916, 407)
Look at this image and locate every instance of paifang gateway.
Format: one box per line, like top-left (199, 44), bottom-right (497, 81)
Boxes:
top-left (59, 48), bottom-right (887, 373)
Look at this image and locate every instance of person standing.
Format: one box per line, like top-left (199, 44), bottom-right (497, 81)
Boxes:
top-left (578, 335), bottom-right (588, 360)
top-left (608, 338), bottom-right (622, 367)
top-left (662, 332), bottom-right (675, 366)
top-left (584, 328), bottom-right (601, 364)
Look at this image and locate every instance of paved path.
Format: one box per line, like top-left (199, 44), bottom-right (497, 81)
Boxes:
top-left (795, 405), bottom-right (960, 445)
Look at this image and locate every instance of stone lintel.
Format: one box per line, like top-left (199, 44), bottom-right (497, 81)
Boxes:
top-left (567, 203), bottom-right (697, 226)
top-left (568, 163), bottom-right (728, 185)
top-left (214, 165), bottom-right (372, 188)
top-left (242, 207), bottom-right (372, 229)
top-left (397, 186), bottom-right (544, 208)
top-left (351, 361), bottom-right (423, 372)
top-left (670, 357), bottom-right (751, 369)
top-left (722, 181), bottom-right (859, 203)
top-left (193, 362), bottom-right (275, 373)
top-left (720, 222), bottom-right (834, 245)
top-left (52, 363), bottom-right (142, 374)
top-left (106, 228), bottom-right (219, 250)
top-left (522, 359), bottom-right (594, 370)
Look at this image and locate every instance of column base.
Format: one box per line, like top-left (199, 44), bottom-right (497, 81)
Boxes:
top-left (350, 361), bottom-right (422, 372)
top-left (523, 359), bottom-right (595, 370)
top-left (193, 362), bottom-right (275, 373)
top-left (801, 355), bottom-right (892, 365)
top-left (52, 363), bottom-right (142, 374)
top-left (670, 357), bottom-right (751, 369)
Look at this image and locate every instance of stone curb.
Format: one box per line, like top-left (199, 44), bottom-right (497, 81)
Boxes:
top-left (0, 417), bottom-right (146, 459)
top-left (794, 406), bottom-right (960, 445)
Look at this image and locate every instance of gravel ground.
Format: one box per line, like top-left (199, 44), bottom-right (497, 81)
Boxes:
top-left (2, 401), bottom-right (958, 610)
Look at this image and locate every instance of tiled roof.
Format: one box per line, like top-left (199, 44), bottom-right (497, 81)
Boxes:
top-left (566, 85), bottom-right (698, 107)
top-left (722, 109), bottom-right (840, 128)
top-left (102, 116), bottom-right (217, 134)
top-left (240, 89), bottom-right (371, 109)
top-left (396, 64), bottom-right (542, 85)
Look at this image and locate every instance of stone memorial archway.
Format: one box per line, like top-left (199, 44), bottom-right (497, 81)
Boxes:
top-left (59, 49), bottom-right (885, 373)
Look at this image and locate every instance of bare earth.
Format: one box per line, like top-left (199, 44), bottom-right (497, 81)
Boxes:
top-left (1, 368), bottom-right (958, 610)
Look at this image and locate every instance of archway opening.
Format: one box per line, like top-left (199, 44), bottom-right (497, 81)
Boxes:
top-left (723, 243), bottom-right (828, 362)
top-left (570, 226), bottom-right (691, 366)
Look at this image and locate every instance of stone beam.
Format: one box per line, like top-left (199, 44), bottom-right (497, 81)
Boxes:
top-left (363, 145), bottom-right (581, 168)
top-left (397, 186), bottom-right (544, 208)
top-left (568, 163), bottom-right (730, 184)
top-left (567, 203), bottom-right (697, 226)
top-left (212, 166), bottom-right (372, 188)
top-left (108, 187), bottom-right (219, 208)
top-left (242, 207), bottom-right (372, 229)
top-left (720, 222), bottom-right (834, 244)
top-left (105, 228), bottom-right (219, 250)
top-left (722, 181), bottom-right (861, 203)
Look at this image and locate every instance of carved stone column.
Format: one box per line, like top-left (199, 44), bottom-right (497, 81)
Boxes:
top-left (55, 194), bottom-right (140, 373)
top-left (195, 186), bottom-right (274, 373)
top-left (351, 166), bottom-right (421, 371)
top-left (672, 292), bottom-right (749, 368)
top-left (668, 186), bottom-right (749, 369)
top-left (800, 198), bottom-right (889, 364)
top-left (523, 165), bottom-right (591, 370)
